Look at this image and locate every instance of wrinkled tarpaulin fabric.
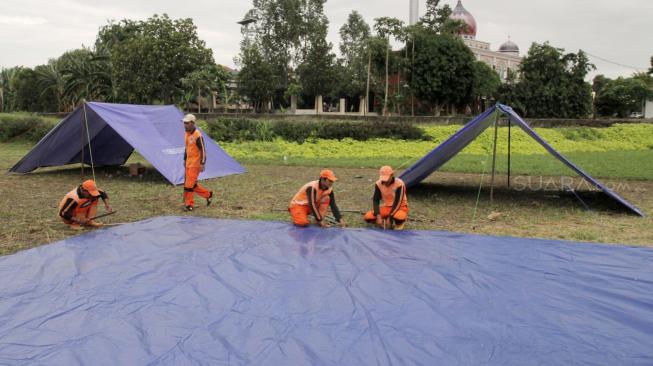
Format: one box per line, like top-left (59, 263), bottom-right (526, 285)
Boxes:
top-left (1, 217), bottom-right (652, 365)
top-left (8, 102), bottom-right (246, 185)
top-left (399, 104), bottom-right (644, 216)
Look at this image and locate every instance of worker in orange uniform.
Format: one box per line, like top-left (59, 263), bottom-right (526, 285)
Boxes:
top-left (59, 179), bottom-right (113, 230)
top-left (289, 169), bottom-right (346, 228)
top-left (364, 166), bottom-right (409, 230)
top-left (182, 113), bottom-right (213, 211)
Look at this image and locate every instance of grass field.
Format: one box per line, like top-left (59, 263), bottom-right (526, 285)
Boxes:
top-left (221, 124), bottom-right (653, 180)
top-left (1, 139), bottom-right (651, 256)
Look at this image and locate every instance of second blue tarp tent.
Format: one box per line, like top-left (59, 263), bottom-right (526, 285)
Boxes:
top-left (399, 104), bottom-right (644, 216)
top-left (8, 102), bottom-right (245, 185)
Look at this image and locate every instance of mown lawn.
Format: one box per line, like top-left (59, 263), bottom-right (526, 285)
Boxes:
top-left (1, 139), bottom-right (651, 256)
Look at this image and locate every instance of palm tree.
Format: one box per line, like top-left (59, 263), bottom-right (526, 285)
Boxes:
top-left (35, 62), bottom-right (66, 112)
top-left (0, 67), bottom-right (20, 112)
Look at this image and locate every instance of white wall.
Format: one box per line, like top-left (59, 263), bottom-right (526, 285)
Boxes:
top-left (645, 100), bottom-right (653, 119)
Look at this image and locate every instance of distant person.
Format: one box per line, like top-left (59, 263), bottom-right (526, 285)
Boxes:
top-left (58, 179), bottom-right (112, 230)
top-left (289, 169), bottom-right (346, 228)
top-left (364, 166), bottom-right (409, 230)
top-left (182, 113), bottom-right (213, 211)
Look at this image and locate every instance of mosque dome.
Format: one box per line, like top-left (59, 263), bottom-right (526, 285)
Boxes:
top-left (498, 39), bottom-right (520, 54)
top-left (450, 0), bottom-right (477, 39)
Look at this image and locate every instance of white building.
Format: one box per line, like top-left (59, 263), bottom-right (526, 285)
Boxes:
top-left (449, 0), bottom-right (522, 81)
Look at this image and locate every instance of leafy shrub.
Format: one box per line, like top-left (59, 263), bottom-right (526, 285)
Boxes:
top-left (270, 121), bottom-right (314, 143)
top-left (204, 117), bottom-right (430, 143)
top-left (0, 114), bottom-right (56, 142)
top-left (560, 127), bottom-right (604, 141)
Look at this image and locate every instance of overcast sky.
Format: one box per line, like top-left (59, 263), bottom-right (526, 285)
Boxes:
top-left (1, 0), bottom-right (651, 80)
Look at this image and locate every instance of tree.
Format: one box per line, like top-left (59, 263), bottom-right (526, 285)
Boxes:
top-left (516, 43), bottom-right (594, 118)
top-left (420, 0), bottom-right (463, 34)
top-left (297, 37), bottom-right (338, 98)
top-left (338, 11), bottom-right (370, 101)
top-left (239, 0), bottom-right (333, 107)
top-left (236, 45), bottom-right (276, 112)
top-left (374, 17), bottom-right (405, 116)
top-left (96, 14), bottom-right (214, 104)
top-left (592, 74), bottom-right (610, 94)
top-left (409, 34), bottom-right (475, 115)
top-left (34, 61), bottom-right (66, 112)
top-left (0, 68), bottom-right (20, 112)
top-left (296, 1), bottom-right (338, 100)
top-left (471, 61), bottom-right (500, 113)
top-left (595, 77), bottom-right (653, 117)
top-left (181, 64), bottom-right (230, 113)
top-left (496, 69), bottom-right (526, 115)
top-left (59, 48), bottom-right (113, 107)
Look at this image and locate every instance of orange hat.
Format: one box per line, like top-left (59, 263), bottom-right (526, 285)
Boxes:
top-left (81, 179), bottom-right (101, 197)
top-left (319, 169), bottom-right (337, 181)
top-left (379, 166), bottom-right (394, 182)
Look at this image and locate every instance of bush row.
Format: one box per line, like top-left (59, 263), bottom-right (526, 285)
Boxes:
top-left (204, 117), bottom-right (431, 143)
top-left (0, 114), bottom-right (56, 143)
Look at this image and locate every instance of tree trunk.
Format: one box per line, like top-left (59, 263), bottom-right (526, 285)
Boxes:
top-left (197, 87), bottom-right (201, 114)
top-left (384, 40), bottom-right (389, 117)
top-left (0, 88), bottom-right (4, 113)
top-left (434, 102), bottom-right (441, 117)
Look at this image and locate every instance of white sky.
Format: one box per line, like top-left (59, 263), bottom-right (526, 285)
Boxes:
top-left (0, 0), bottom-right (651, 80)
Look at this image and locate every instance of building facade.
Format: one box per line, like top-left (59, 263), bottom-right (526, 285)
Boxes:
top-left (449, 0), bottom-right (522, 81)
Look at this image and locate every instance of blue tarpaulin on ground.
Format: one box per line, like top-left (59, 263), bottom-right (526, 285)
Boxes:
top-left (399, 104), bottom-right (644, 216)
top-left (8, 102), bottom-right (245, 185)
top-left (1, 217), bottom-right (652, 365)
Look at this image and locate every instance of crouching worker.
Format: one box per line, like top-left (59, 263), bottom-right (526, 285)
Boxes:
top-left (289, 169), bottom-right (346, 228)
top-left (59, 179), bottom-right (113, 230)
top-left (364, 166), bottom-right (409, 230)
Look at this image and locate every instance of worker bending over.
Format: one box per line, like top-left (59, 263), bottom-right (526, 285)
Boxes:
top-left (289, 169), bottom-right (346, 228)
top-left (59, 179), bottom-right (112, 230)
top-left (364, 166), bottom-right (409, 230)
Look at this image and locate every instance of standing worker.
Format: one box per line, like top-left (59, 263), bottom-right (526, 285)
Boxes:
top-left (364, 166), bottom-right (409, 230)
top-left (58, 179), bottom-right (113, 230)
top-left (182, 113), bottom-right (213, 211)
top-left (289, 169), bottom-right (346, 228)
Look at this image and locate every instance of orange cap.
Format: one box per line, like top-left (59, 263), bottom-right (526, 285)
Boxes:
top-left (379, 166), bottom-right (394, 181)
top-left (81, 179), bottom-right (100, 197)
top-left (319, 169), bottom-right (337, 181)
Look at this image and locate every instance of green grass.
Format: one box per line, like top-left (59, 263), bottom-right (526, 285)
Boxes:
top-left (1, 141), bottom-right (652, 255)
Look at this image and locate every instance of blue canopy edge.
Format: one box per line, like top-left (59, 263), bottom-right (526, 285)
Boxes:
top-left (8, 102), bottom-right (246, 185)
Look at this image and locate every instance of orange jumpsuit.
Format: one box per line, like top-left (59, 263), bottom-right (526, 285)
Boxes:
top-left (364, 177), bottom-right (409, 224)
top-left (289, 180), bottom-right (342, 226)
top-left (59, 187), bottom-right (106, 226)
top-left (184, 128), bottom-right (211, 207)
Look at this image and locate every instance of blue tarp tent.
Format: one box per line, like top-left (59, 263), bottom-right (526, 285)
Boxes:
top-left (8, 102), bottom-right (245, 185)
top-left (1, 216), bottom-right (652, 365)
top-left (400, 104), bottom-right (644, 216)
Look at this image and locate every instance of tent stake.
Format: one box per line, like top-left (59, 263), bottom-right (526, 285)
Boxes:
top-left (490, 110), bottom-right (500, 202)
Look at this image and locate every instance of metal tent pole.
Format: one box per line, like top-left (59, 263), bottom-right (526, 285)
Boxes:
top-left (507, 118), bottom-right (512, 189)
top-left (489, 109), bottom-right (500, 202)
